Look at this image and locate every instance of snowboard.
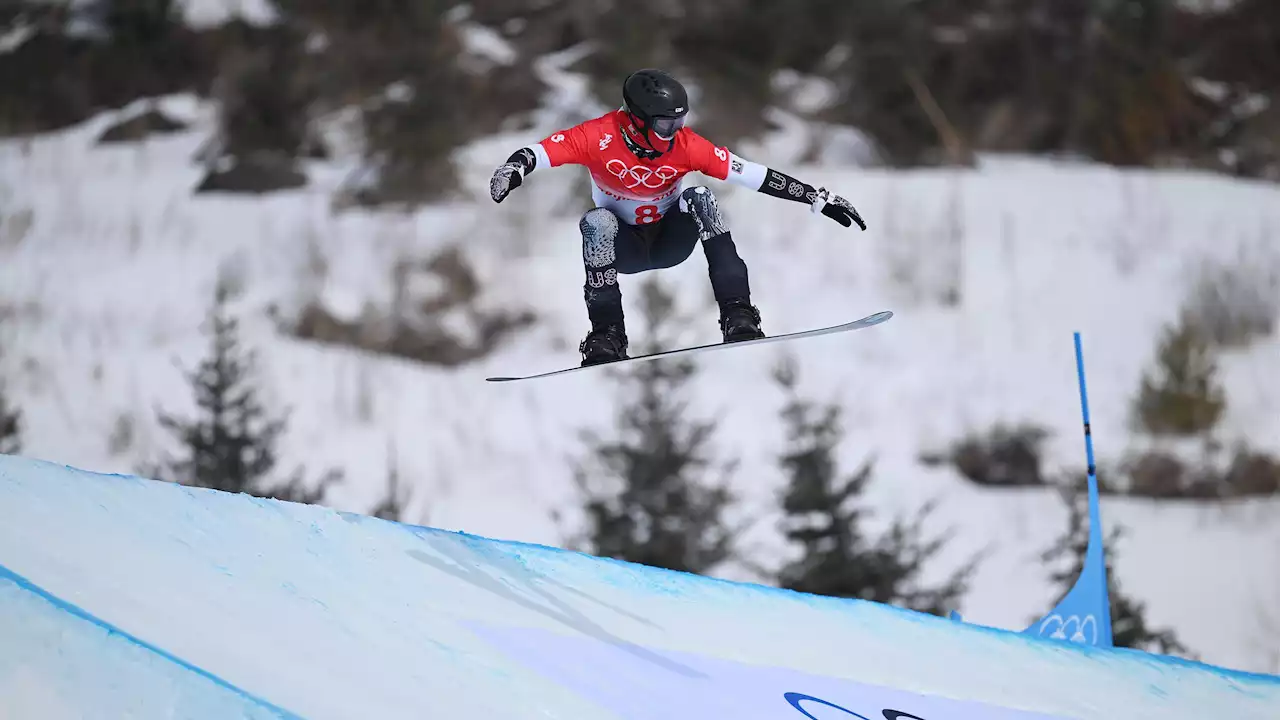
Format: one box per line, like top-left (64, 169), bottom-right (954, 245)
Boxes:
top-left (485, 310), bottom-right (893, 383)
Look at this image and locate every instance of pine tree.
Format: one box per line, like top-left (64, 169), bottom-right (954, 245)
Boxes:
top-left (145, 286), bottom-right (340, 504)
top-left (0, 380), bottom-right (20, 455)
top-left (772, 357), bottom-right (975, 615)
top-left (569, 277), bottom-right (739, 576)
top-left (101, 0), bottom-right (179, 49)
top-left (1040, 482), bottom-right (1193, 656)
top-left (369, 442), bottom-right (412, 522)
top-left (1134, 315), bottom-right (1226, 436)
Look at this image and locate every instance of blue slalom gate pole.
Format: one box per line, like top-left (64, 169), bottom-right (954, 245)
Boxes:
top-left (1075, 332), bottom-right (1097, 483)
top-left (1073, 331), bottom-right (1113, 645)
top-left (1019, 332), bottom-right (1114, 646)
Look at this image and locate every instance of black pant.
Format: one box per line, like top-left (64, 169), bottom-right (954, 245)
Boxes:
top-left (612, 210), bottom-right (702, 273)
top-left (581, 187), bottom-right (751, 330)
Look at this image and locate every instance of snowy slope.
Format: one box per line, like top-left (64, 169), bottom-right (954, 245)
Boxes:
top-left (1, 92), bottom-right (1279, 677)
top-left (2, 455), bottom-right (1278, 720)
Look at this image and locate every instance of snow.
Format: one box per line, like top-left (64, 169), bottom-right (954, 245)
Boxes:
top-left (0, 569), bottom-right (291, 720)
top-left (177, 0), bottom-right (279, 30)
top-left (1178, 0), bottom-right (1242, 11)
top-left (773, 70), bottom-right (839, 115)
top-left (1, 455), bottom-right (1278, 720)
top-left (16, 0), bottom-right (279, 32)
top-left (2, 89), bottom-right (1280, 682)
top-left (457, 21), bottom-right (518, 67)
top-left (0, 23), bottom-right (35, 54)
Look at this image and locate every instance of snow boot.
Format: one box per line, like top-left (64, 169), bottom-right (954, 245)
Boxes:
top-left (579, 323), bottom-right (629, 366)
top-left (718, 298), bottom-right (764, 343)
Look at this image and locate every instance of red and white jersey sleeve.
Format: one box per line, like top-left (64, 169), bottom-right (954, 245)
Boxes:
top-left (678, 129), bottom-right (769, 191)
top-left (528, 125), bottom-right (593, 169)
top-left (682, 129), bottom-right (732, 180)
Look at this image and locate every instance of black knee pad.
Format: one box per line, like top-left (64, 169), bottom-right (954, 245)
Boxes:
top-left (579, 207), bottom-right (619, 269)
top-left (680, 186), bottom-right (728, 241)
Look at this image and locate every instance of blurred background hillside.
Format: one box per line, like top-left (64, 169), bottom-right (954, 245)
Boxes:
top-left (1, 0), bottom-right (1278, 677)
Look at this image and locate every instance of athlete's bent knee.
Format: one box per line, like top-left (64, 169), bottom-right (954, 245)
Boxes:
top-left (679, 186), bottom-right (728, 241)
top-left (580, 207), bottom-right (620, 268)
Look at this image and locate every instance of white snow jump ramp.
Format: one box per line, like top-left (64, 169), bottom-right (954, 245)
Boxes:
top-left (2, 455), bottom-right (1278, 719)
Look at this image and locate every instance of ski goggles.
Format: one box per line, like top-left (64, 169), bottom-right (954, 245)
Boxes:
top-left (650, 114), bottom-right (686, 141)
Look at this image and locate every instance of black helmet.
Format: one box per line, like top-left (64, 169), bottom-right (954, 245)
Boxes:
top-left (622, 69), bottom-right (688, 152)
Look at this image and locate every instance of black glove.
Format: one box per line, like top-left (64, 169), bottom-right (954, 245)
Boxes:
top-left (810, 187), bottom-right (867, 231)
top-left (490, 148), bottom-right (535, 203)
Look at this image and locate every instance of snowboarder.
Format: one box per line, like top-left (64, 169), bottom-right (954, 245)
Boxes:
top-left (489, 68), bottom-right (867, 367)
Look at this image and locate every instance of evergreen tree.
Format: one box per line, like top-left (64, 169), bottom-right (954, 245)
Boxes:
top-left (772, 357), bottom-right (975, 615)
top-left (569, 277), bottom-right (739, 575)
top-left (100, 0), bottom-right (179, 50)
top-left (1134, 315), bottom-right (1226, 436)
top-left (0, 326), bottom-right (21, 455)
top-left (370, 443), bottom-right (412, 522)
top-left (0, 380), bottom-right (20, 455)
top-left (145, 286), bottom-right (340, 504)
top-left (1040, 482), bottom-right (1193, 656)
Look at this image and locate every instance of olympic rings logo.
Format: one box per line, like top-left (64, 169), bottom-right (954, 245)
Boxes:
top-left (784, 692), bottom-right (928, 720)
top-left (605, 159), bottom-right (679, 190)
top-left (1036, 613), bottom-right (1099, 645)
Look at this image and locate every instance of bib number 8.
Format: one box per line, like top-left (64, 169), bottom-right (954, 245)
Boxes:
top-left (635, 205), bottom-right (661, 225)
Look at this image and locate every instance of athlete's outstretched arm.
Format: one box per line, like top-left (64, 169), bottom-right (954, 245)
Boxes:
top-left (733, 158), bottom-right (867, 231)
top-left (692, 135), bottom-right (867, 231)
top-left (490, 127), bottom-right (588, 204)
top-left (722, 153), bottom-right (866, 230)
